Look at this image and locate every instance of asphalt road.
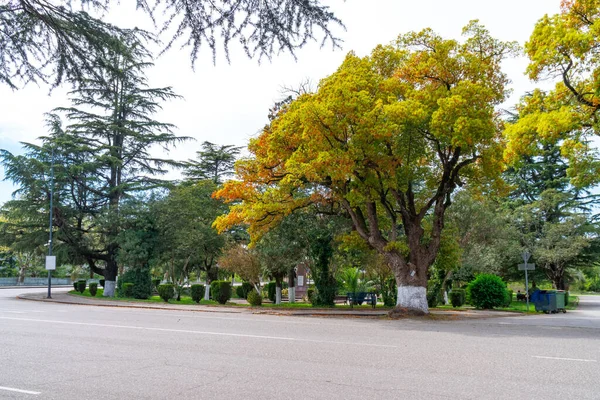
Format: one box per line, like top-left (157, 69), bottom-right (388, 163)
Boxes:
top-left (1, 288), bottom-right (599, 400)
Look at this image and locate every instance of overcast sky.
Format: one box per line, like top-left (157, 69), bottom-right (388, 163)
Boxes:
top-left (0, 0), bottom-right (562, 204)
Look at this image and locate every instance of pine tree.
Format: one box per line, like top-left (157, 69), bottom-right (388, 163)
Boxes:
top-left (1, 32), bottom-right (185, 295)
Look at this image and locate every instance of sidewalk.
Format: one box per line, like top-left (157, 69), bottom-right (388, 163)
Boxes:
top-left (17, 291), bottom-right (521, 319)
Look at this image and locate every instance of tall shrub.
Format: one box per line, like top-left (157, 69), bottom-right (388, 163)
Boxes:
top-left (211, 281), bottom-right (231, 304)
top-left (467, 274), bottom-right (508, 309)
top-left (117, 268), bottom-right (153, 299)
top-left (157, 284), bottom-right (174, 302)
top-left (89, 282), bottom-right (98, 297)
top-left (235, 282), bottom-right (253, 299)
top-left (191, 284), bottom-right (205, 303)
top-left (266, 281), bottom-right (277, 302)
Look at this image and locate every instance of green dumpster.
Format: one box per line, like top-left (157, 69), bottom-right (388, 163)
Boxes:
top-left (555, 290), bottom-right (567, 313)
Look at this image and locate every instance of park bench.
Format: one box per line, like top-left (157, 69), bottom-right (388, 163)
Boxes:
top-left (346, 292), bottom-right (377, 308)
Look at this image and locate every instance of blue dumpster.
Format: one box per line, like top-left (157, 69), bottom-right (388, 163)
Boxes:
top-left (534, 290), bottom-right (558, 314)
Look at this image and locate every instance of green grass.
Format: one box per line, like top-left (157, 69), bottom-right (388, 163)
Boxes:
top-left (435, 295), bottom-right (579, 314)
top-left (70, 290), bottom-right (230, 306)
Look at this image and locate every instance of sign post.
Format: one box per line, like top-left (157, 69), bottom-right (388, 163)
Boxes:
top-left (518, 251), bottom-right (535, 312)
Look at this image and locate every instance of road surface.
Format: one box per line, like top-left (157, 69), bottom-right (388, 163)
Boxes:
top-left (1, 288), bottom-right (598, 399)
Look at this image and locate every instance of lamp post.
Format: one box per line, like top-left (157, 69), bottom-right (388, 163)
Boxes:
top-left (46, 147), bottom-right (55, 299)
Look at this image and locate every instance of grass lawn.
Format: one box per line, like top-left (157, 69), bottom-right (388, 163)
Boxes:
top-left (69, 290), bottom-right (578, 313)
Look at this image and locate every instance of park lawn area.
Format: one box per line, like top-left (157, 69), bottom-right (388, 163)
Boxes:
top-left (69, 290), bottom-right (228, 306)
top-left (434, 295), bottom-right (579, 313)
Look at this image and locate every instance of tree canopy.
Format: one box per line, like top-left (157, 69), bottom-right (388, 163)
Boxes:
top-left (0, 0), bottom-right (343, 88)
top-left (214, 22), bottom-right (518, 312)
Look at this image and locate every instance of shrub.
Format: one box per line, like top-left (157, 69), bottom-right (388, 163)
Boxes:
top-left (152, 279), bottom-right (161, 291)
top-left (211, 281), bottom-right (232, 304)
top-left (89, 282), bottom-right (98, 297)
top-left (99, 279), bottom-right (105, 288)
top-left (247, 290), bottom-right (262, 306)
top-left (73, 282), bottom-right (78, 291)
top-left (123, 283), bottom-right (134, 298)
top-left (210, 281), bottom-right (230, 304)
top-left (503, 289), bottom-right (513, 308)
top-left (235, 282), bottom-right (253, 299)
top-left (76, 280), bottom-right (86, 294)
top-left (564, 291), bottom-right (569, 306)
top-left (157, 284), bottom-right (175, 302)
top-left (467, 274), bottom-right (508, 309)
top-left (191, 284), bottom-right (205, 303)
top-left (266, 281), bottom-right (277, 302)
top-left (117, 268), bottom-right (153, 299)
top-left (449, 289), bottom-right (466, 308)
top-left (307, 287), bottom-right (315, 303)
top-left (427, 290), bottom-right (439, 308)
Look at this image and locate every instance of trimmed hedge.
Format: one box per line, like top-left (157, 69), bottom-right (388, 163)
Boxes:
top-left (449, 289), bottom-right (466, 308)
top-left (467, 274), bottom-right (508, 309)
top-left (123, 283), bottom-right (135, 298)
top-left (235, 282), bottom-right (253, 299)
top-left (210, 281), bottom-right (232, 304)
top-left (73, 281), bottom-right (78, 291)
top-left (152, 279), bottom-right (161, 291)
top-left (117, 268), bottom-right (153, 299)
top-left (427, 290), bottom-right (439, 308)
top-left (157, 284), bottom-right (175, 302)
top-left (266, 281), bottom-right (277, 302)
top-left (76, 280), bottom-right (86, 294)
top-left (247, 290), bottom-right (262, 306)
top-left (191, 284), bottom-right (205, 303)
top-left (89, 282), bottom-right (98, 297)
top-left (99, 279), bottom-right (105, 288)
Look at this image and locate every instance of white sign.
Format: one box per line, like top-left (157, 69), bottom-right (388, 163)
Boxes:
top-left (298, 275), bottom-right (304, 287)
top-left (518, 263), bottom-right (535, 271)
top-left (45, 256), bottom-right (56, 270)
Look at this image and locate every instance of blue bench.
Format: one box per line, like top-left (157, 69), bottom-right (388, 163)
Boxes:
top-left (346, 292), bottom-right (377, 308)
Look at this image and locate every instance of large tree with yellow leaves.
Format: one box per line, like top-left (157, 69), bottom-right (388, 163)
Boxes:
top-left (214, 22), bottom-right (517, 313)
top-left (505, 0), bottom-right (600, 187)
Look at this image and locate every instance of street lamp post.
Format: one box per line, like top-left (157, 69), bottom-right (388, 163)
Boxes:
top-left (47, 147), bottom-right (55, 299)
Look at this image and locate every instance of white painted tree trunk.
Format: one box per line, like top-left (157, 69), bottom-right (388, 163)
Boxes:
top-left (396, 285), bottom-right (428, 313)
top-left (443, 290), bottom-right (449, 305)
top-left (204, 283), bottom-right (210, 301)
top-left (275, 287), bottom-right (282, 305)
top-left (103, 280), bottom-right (116, 297)
top-left (289, 287), bottom-right (295, 303)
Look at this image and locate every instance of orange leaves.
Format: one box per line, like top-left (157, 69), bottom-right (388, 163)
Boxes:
top-left (215, 22), bottom-right (515, 240)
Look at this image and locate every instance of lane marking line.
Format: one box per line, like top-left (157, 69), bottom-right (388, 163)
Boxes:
top-left (0, 316), bottom-right (398, 349)
top-left (0, 386), bottom-right (40, 395)
top-left (532, 356), bottom-right (597, 362)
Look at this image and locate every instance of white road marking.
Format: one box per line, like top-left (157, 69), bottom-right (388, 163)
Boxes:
top-left (532, 356), bottom-right (597, 362)
top-left (0, 316), bottom-right (398, 349)
top-left (0, 386), bottom-right (40, 395)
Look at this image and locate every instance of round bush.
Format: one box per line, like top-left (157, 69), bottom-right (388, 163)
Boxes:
top-left (191, 284), bottom-right (205, 303)
top-left (449, 289), bottom-right (465, 308)
top-left (157, 284), bottom-right (175, 302)
top-left (89, 282), bottom-right (98, 297)
top-left (247, 290), bottom-right (262, 306)
top-left (117, 268), bottom-right (153, 299)
top-left (76, 280), bottom-right (86, 294)
top-left (211, 281), bottom-right (232, 304)
top-left (467, 274), bottom-right (508, 309)
top-left (123, 283), bottom-right (134, 298)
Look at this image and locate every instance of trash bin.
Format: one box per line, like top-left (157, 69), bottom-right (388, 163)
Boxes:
top-left (534, 290), bottom-right (558, 314)
top-left (555, 290), bottom-right (567, 313)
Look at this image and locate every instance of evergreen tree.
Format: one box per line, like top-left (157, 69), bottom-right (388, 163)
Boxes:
top-left (1, 0), bottom-right (342, 88)
top-left (1, 33), bottom-right (184, 295)
top-left (184, 142), bottom-right (242, 184)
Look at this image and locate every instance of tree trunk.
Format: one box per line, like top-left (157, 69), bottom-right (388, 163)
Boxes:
top-left (386, 252), bottom-right (429, 313)
top-left (288, 269), bottom-right (296, 303)
top-left (275, 276), bottom-right (283, 305)
top-left (103, 250), bottom-right (118, 297)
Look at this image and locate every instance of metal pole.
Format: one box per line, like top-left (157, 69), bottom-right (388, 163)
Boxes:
top-left (525, 268), bottom-right (529, 312)
top-left (47, 147), bottom-right (54, 299)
